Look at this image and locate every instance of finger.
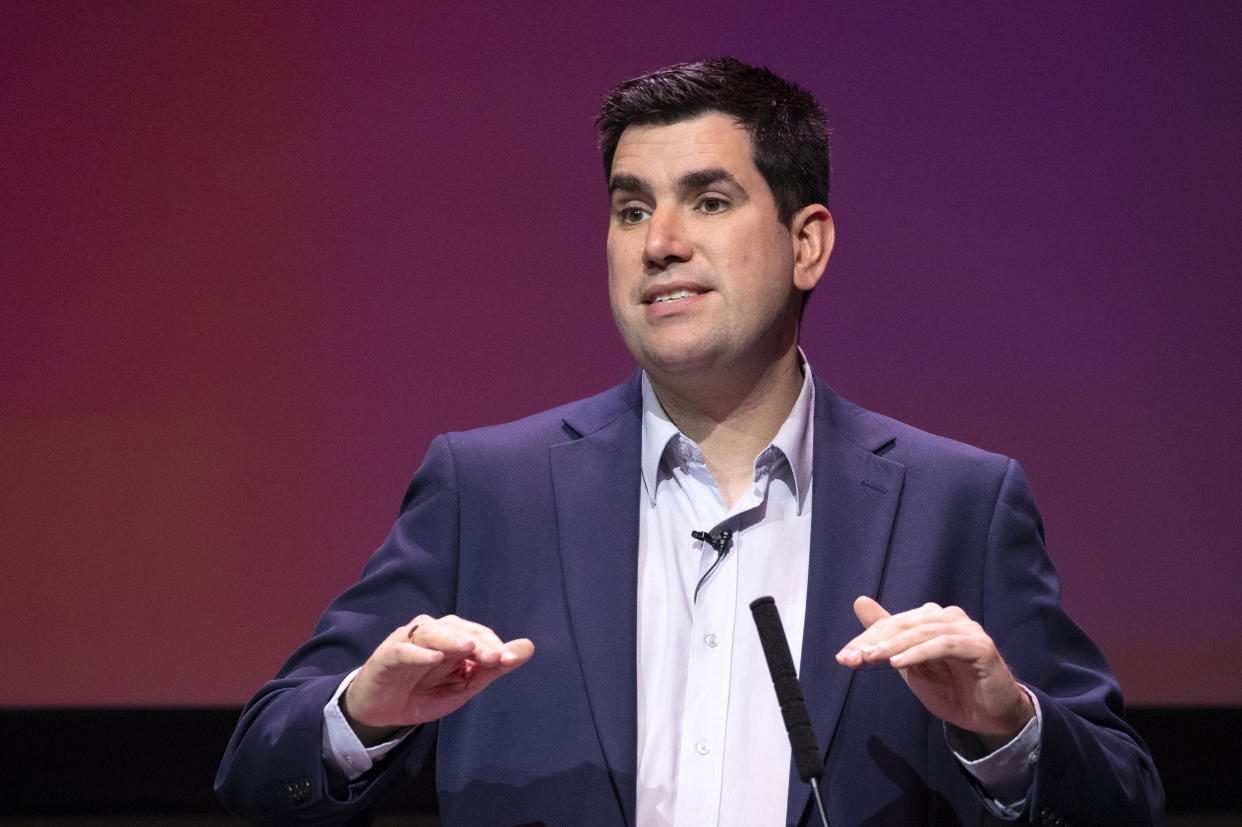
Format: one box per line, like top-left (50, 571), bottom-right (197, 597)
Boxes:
top-left (407, 616), bottom-right (526, 669)
top-left (404, 617), bottom-right (477, 657)
top-left (438, 637), bottom-right (534, 698)
top-left (498, 637), bottom-right (535, 667)
top-left (850, 601), bottom-right (953, 644)
top-left (887, 629), bottom-right (995, 669)
top-left (853, 595), bottom-right (891, 627)
top-left (437, 615), bottom-right (510, 662)
top-left (836, 600), bottom-right (956, 665)
top-left (374, 625), bottom-right (456, 670)
top-left (361, 623), bottom-right (443, 668)
top-left (836, 596), bottom-right (891, 666)
top-left (858, 617), bottom-right (983, 664)
top-left (859, 600), bottom-right (955, 634)
top-left (457, 636), bottom-right (535, 676)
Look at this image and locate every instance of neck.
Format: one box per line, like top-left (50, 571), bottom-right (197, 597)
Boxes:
top-left (649, 349), bottom-right (805, 507)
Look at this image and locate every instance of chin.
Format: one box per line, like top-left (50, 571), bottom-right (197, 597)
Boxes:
top-left (638, 344), bottom-right (727, 379)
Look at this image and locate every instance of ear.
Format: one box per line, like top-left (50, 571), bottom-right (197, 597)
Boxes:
top-left (789, 204), bottom-right (834, 292)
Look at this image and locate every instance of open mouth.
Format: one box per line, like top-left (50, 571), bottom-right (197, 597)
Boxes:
top-left (649, 288), bottom-right (703, 304)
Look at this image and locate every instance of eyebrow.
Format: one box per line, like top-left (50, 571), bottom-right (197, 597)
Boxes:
top-left (608, 174), bottom-right (648, 197)
top-left (608, 167), bottom-right (745, 197)
top-left (679, 168), bottom-right (740, 192)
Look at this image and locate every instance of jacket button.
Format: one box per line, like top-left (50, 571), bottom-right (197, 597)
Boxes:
top-left (284, 778), bottom-right (311, 805)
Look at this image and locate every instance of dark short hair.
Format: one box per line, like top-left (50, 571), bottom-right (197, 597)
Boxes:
top-left (596, 57), bottom-right (830, 224)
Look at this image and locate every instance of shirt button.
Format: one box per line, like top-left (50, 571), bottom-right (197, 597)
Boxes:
top-left (695, 740), bottom-right (710, 755)
top-left (704, 633), bottom-right (718, 648)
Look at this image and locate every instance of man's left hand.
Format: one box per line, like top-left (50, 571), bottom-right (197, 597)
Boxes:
top-left (835, 596), bottom-right (1035, 752)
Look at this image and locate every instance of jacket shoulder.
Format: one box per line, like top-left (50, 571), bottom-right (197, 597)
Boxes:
top-left (438, 373), bottom-right (641, 459)
top-left (817, 378), bottom-right (1015, 485)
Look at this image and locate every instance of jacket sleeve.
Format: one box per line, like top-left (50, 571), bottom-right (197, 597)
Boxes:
top-left (214, 435), bottom-right (463, 824)
top-left (983, 460), bottom-right (1165, 825)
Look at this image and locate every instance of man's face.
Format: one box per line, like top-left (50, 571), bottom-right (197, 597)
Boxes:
top-left (606, 113), bottom-right (808, 385)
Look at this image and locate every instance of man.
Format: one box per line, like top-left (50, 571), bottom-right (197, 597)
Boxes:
top-left (216, 58), bottom-right (1163, 825)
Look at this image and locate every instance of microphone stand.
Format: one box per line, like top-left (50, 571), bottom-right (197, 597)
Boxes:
top-left (750, 596), bottom-right (831, 827)
top-left (809, 777), bottom-right (830, 827)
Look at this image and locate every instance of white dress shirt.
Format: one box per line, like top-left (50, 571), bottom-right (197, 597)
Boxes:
top-left (636, 370), bottom-right (815, 827)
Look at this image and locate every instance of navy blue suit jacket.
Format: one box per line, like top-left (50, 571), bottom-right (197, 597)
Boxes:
top-left (216, 371), bottom-right (1163, 825)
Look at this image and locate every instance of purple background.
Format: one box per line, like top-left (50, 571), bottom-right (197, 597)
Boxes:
top-left (3, 1), bottom-right (1239, 706)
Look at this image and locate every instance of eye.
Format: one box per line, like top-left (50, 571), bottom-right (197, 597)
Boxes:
top-left (697, 196), bottom-right (729, 215)
top-left (615, 205), bottom-right (650, 225)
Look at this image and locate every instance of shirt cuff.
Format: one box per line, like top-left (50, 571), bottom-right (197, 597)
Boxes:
top-left (321, 667), bottom-right (414, 781)
top-left (944, 687), bottom-right (1042, 820)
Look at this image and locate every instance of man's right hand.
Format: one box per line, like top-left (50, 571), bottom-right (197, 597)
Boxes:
top-left (340, 614), bottom-right (534, 746)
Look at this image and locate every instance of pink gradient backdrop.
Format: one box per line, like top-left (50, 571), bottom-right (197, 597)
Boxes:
top-left (3, 2), bottom-right (1239, 705)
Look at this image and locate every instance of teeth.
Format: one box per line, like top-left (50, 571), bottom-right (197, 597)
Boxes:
top-left (654, 289), bottom-right (697, 303)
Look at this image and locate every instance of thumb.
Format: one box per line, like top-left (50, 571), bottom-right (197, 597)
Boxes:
top-left (853, 595), bottom-right (891, 629)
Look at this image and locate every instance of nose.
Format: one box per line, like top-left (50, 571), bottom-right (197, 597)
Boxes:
top-left (642, 207), bottom-right (692, 269)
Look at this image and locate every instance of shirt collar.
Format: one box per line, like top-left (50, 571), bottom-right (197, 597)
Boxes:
top-left (639, 354), bottom-right (816, 514)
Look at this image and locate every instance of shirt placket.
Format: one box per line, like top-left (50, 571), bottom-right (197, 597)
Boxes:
top-left (673, 449), bottom-right (771, 827)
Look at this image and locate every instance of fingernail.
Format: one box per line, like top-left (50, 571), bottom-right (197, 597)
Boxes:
top-left (500, 651), bottom-right (516, 664)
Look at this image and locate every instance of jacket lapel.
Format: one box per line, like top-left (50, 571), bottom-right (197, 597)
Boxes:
top-left (550, 375), bottom-right (643, 825)
top-left (787, 376), bottom-right (906, 825)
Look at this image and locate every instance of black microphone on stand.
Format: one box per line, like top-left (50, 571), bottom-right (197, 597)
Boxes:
top-left (750, 595), bottom-right (830, 827)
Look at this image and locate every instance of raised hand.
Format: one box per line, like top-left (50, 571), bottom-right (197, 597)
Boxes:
top-left (835, 596), bottom-right (1033, 751)
top-left (341, 614), bottom-right (534, 745)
